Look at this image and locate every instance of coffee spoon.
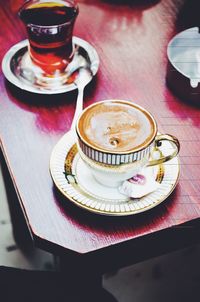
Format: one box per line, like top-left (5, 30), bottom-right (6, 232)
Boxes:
top-left (70, 65), bottom-right (93, 131)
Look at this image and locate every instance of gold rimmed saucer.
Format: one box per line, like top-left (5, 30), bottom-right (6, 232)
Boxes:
top-left (50, 131), bottom-right (180, 216)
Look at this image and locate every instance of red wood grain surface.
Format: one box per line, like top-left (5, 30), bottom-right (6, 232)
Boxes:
top-left (1, 0), bottom-right (200, 257)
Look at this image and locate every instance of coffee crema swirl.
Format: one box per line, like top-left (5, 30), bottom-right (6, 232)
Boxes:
top-left (77, 101), bottom-right (155, 152)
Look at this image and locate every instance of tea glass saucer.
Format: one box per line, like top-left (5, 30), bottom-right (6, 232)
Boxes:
top-left (2, 37), bottom-right (99, 94)
top-left (50, 131), bottom-right (180, 216)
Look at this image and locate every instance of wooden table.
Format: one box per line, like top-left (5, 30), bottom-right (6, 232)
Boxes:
top-left (1, 0), bottom-right (200, 300)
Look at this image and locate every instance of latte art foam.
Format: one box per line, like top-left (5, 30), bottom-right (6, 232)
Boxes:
top-left (78, 101), bottom-right (155, 152)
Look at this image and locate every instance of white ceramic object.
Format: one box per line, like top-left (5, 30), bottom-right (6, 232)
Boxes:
top-left (76, 100), bottom-right (180, 188)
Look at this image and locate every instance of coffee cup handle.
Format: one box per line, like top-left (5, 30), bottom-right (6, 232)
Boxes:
top-left (147, 134), bottom-right (180, 167)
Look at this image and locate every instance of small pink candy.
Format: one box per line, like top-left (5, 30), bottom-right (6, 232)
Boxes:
top-left (129, 174), bottom-right (146, 185)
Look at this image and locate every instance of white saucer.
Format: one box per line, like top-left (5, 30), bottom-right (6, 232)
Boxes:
top-left (50, 131), bottom-right (180, 216)
top-left (2, 37), bottom-right (99, 95)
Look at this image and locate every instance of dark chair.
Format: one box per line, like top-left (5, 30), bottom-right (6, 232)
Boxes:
top-left (0, 266), bottom-right (76, 302)
top-left (0, 266), bottom-right (118, 302)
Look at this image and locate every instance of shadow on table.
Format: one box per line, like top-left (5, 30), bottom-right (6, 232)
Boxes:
top-left (81, 0), bottom-right (160, 8)
top-left (80, 0), bottom-right (161, 27)
top-left (103, 0), bottom-right (160, 7)
top-left (53, 183), bottom-right (178, 234)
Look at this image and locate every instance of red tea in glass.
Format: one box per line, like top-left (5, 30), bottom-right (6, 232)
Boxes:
top-left (19, 0), bottom-right (78, 76)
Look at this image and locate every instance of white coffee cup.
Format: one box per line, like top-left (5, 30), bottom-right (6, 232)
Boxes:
top-left (76, 100), bottom-right (180, 187)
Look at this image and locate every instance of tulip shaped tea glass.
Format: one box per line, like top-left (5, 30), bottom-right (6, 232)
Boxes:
top-left (19, 0), bottom-right (79, 79)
